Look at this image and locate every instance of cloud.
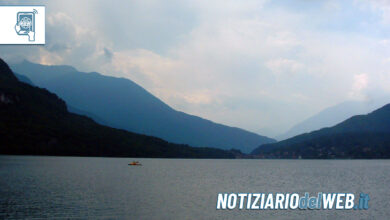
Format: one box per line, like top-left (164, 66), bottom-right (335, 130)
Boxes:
top-left (349, 73), bottom-right (369, 100)
top-left (362, 0), bottom-right (390, 24)
top-left (265, 58), bottom-right (305, 75)
top-left (103, 48), bottom-right (113, 61)
top-left (1, 0), bottom-right (390, 137)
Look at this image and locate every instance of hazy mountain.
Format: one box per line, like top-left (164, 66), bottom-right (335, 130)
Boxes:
top-left (14, 73), bottom-right (33, 85)
top-left (252, 104), bottom-right (390, 158)
top-left (14, 73), bottom-right (107, 125)
top-left (0, 58), bottom-right (234, 158)
top-left (276, 100), bottom-right (389, 140)
top-left (10, 60), bottom-right (275, 153)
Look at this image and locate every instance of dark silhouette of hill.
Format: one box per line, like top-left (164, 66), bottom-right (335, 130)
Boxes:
top-left (252, 104), bottom-right (390, 158)
top-left (275, 100), bottom-right (389, 140)
top-left (0, 58), bottom-right (234, 158)
top-left (14, 73), bottom-right (33, 85)
top-left (11, 60), bottom-right (275, 153)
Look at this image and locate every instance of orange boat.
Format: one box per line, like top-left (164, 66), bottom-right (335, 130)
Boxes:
top-left (128, 161), bottom-right (142, 166)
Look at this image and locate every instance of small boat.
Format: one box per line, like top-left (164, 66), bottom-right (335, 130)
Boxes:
top-left (128, 161), bottom-right (142, 166)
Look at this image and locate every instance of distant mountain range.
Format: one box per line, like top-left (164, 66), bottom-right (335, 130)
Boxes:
top-left (276, 100), bottom-right (389, 141)
top-left (0, 58), bottom-right (235, 158)
top-left (3, 58), bottom-right (390, 159)
top-left (10, 60), bottom-right (275, 153)
top-left (252, 103), bottom-right (390, 158)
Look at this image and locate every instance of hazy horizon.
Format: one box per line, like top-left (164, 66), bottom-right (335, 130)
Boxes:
top-left (1, 0), bottom-right (390, 137)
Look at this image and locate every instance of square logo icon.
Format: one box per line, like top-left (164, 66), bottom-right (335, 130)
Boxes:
top-left (0, 6), bottom-right (45, 44)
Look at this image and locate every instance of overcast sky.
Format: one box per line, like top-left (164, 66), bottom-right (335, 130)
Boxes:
top-left (1, 0), bottom-right (390, 137)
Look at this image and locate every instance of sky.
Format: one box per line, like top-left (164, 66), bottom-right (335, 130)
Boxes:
top-left (0, 0), bottom-right (390, 137)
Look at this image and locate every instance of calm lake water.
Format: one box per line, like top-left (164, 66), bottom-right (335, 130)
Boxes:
top-left (0, 156), bottom-right (389, 219)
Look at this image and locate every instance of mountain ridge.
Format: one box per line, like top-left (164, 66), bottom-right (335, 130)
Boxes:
top-left (10, 60), bottom-right (275, 153)
top-left (0, 58), bottom-right (235, 158)
top-left (252, 104), bottom-right (390, 159)
top-left (252, 103), bottom-right (390, 158)
top-left (275, 100), bottom-right (388, 140)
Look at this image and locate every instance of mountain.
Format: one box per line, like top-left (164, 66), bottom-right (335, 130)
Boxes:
top-left (252, 104), bottom-right (390, 158)
top-left (10, 60), bottom-right (275, 153)
top-left (275, 100), bottom-right (389, 141)
top-left (0, 58), bottom-right (234, 158)
top-left (14, 73), bottom-right (33, 85)
top-left (14, 73), bottom-right (108, 125)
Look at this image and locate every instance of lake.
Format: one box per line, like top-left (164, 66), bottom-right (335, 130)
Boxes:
top-left (0, 156), bottom-right (389, 219)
